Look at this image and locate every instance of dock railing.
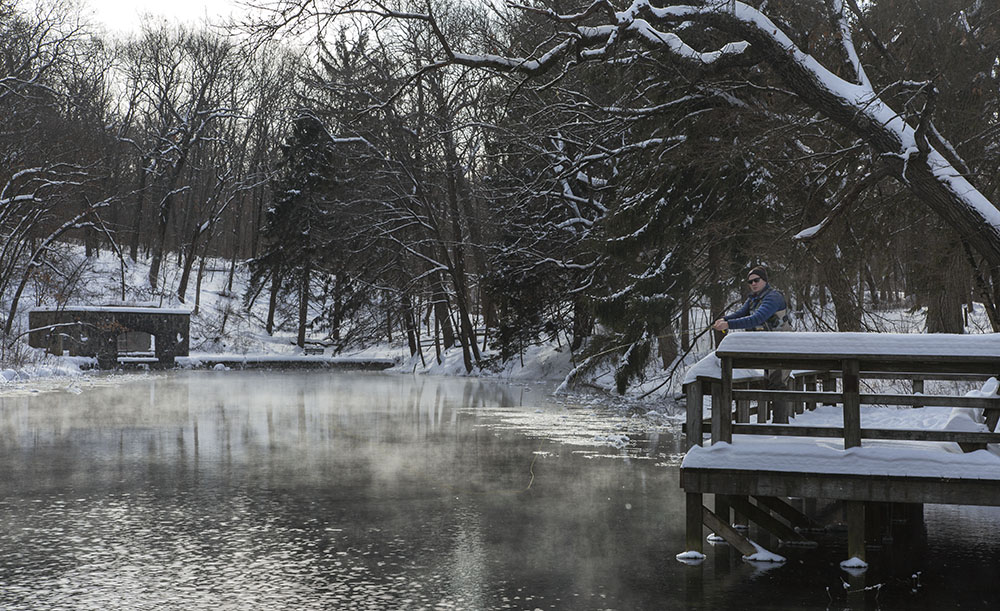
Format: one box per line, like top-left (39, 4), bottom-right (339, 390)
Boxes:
top-left (679, 332), bottom-right (1000, 564)
top-left (684, 332), bottom-right (1000, 452)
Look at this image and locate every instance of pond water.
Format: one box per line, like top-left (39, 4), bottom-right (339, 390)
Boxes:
top-left (0, 371), bottom-right (998, 610)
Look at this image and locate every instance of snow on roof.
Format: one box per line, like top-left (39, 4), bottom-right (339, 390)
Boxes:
top-left (682, 438), bottom-right (1000, 481)
top-left (717, 331), bottom-right (1000, 360)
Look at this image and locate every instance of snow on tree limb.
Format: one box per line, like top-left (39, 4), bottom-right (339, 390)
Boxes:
top-left (482, 0), bottom-right (1000, 266)
top-left (828, 0), bottom-right (871, 89)
top-left (257, 0), bottom-right (1000, 268)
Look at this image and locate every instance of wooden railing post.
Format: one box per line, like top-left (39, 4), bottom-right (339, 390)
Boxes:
top-left (720, 356), bottom-right (733, 443)
top-left (805, 375), bottom-right (817, 411)
top-left (843, 359), bottom-right (861, 448)
top-left (736, 392), bottom-right (751, 424)
top-left (912, 377), bottom-right (925, 408)
top-left (685, 382), bottom-right (704, 449)
top-left (822, 371), bottom-right (836, 405)
top-left (710, 383), bottom-right (723, 444)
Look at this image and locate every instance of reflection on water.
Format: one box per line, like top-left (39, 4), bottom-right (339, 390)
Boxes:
top-left (0, 371), bottom-right (998, 610)
top-left (0, 372), bottom-right (685, 610)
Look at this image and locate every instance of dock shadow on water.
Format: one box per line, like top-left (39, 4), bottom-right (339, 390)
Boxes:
top-left (0, 371), bottom-right (998, 610)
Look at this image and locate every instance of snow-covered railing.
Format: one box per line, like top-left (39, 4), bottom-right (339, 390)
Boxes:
top-left (682, 352), bottom-right (767, 450)
top-left (680, 331), bottom-right (1000, 567)
top-left (703, 332), bottom-right (1000, 452)
top-left (680, 352), bottom-right (975, 448)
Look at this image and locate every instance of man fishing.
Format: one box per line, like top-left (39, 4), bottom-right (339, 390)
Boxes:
top-left (713, 265), bottom-right (795, 420)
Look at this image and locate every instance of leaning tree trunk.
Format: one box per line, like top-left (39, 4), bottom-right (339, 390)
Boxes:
top-left (437, 3), bottom-right (1000, 272)
top-left (713, 8), bottom-right (1000, 270)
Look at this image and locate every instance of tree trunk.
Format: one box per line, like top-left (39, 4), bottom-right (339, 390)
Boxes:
top-left (433, 306), bottom-right (442, 364)
top-left (130, 159), bottom-right (150, 262)
top-left (658, 327), bottom-right (678, 369)
top-left (402, 292), bottom-right (418, 356)
top-left (297, 260), bottom-right (311, 348)
top-left (176, 235), bottom-right (203, 303)
top-left (432, 274), bottom-right (456, 349)
top-left (442, 153), bottom-right (479, 371)
top-left (266, 268), bottom-right (281, 336)
top-left (707, 243), bottom-right (727, 348)
top-left (83, 198), bottom-right (97, 258)
top-left (331, 276), bottom-right (344, 344)
top-left (194, 254), bottom-right (208, 316)
top-left (571, 294), bottom-right (592, 351)
top-left (227, 254), bottom-right (237, 294)
top-left (922, 231), bottom-right (965, 333)
top-left (822, 251), bottom-right (862, 332)
top-left (680, 296), bottom-right (691, 353)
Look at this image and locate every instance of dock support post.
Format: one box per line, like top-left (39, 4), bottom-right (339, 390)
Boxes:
top-left (714, 495), bottom-right (731, 533)
top-left (842, 359), bottom-right (861, 449)
top-left (846, 500), bottom-right (866, 564)
top-left (685, 382), bottom-right (704, 450)
top-left (686, 493), bottom-right (704, 554)
top-left (866, 501), bottom-right (889, 544)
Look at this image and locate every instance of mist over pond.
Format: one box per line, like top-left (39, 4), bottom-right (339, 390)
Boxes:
top-left (0, 371), bottom-right (998, 610)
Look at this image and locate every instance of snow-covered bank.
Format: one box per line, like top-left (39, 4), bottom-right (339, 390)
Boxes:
top-left (394, 342), bottom-right (576, 382)
top-left (5, 244), bottom-right (996, 416)
top-left (0, 356), bottom-right (96, 386)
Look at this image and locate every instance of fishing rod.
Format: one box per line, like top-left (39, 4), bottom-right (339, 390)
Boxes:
top-left (636, 298), bottom-right (743, 399)
top-left (559, 296), bottom-right (742, 395)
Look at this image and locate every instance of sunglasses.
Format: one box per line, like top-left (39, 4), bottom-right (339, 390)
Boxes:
top-left (747, 277), bottom-right (763, 284)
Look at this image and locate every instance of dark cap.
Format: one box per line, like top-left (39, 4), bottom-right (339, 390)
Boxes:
top-left (748, 266), bottom-right (768, 283)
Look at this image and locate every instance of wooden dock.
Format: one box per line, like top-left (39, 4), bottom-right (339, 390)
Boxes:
top-left (679, 332), bottom-right (1000, 566)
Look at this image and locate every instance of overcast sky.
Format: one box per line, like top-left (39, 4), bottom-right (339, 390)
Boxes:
top-left (84, 0), bottom-right (247, 33)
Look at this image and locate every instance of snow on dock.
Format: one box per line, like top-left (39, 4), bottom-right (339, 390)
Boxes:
top-left (679, 331), bottom-right (1000, 567)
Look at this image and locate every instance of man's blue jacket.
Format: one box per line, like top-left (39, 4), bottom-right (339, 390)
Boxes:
top-left (724, 284), bottom-right (788, 331)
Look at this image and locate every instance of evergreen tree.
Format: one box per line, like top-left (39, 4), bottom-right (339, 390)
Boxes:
top-left (249, 112), bottom-right (336, 345)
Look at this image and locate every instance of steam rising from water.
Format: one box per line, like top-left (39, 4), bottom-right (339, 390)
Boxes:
top-left (2, 371), bottom-right (998, 609)
top-left (0, 371), bottom-right (683, 610)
